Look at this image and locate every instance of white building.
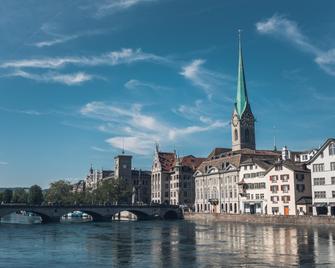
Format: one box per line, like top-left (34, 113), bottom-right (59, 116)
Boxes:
top-left (307, 138), bottom-right (335, 216)
top-left (265, 161), bottom-right (312, 216)
top-left (239, 158), bottom-right (274, 214)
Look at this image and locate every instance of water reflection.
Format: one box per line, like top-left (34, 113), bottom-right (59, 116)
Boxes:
top-left (0, 219), bottom-right (334, 267)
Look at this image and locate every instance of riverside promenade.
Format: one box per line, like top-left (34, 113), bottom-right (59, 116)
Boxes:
top-left (184, 212), bottom-right (335, 226)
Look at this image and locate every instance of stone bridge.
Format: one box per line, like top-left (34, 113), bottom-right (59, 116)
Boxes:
top-left (0, 204), bottom-right (184, 223)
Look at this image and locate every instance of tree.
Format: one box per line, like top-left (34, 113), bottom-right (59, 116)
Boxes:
top-left (3, 189), bottom-right (13, 203)
top-left (28, 185), bottom-right (44, 205)
top-left (12, 188), bottom-right (28, 203)
top-left (45, 180), bottom-right (73, 205)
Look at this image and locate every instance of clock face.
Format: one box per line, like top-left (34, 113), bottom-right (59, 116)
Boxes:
top-left (232, 115), bottom-right (239, 127)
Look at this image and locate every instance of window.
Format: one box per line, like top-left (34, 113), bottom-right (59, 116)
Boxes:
top-left (275, 165), bottom-right (283, 171)
top-left (272, 207), bottom-right (279, 214)
top-left (333, 191), bottom-right (335, 198)
top-left (314, 178), bottom-right (325, 185)
top-left (281, 185), bottom-right (290, 193)
top-left (270, 185), bottom-right (279, 193)
top-left (332, 177), bottom-right (335, 185)
top-left (271, 196), bottom-right (279, 203)
top-left (234, 129), bottom-right (238, 141)
top-left (296, 174), bottom-right (305, 181)
top-left (280, 174), bottom-right (289, 182)
top-left (296, 184), bottom-right (305, 192)
top-left (270, 175), bottom-right (278, 183)
top-left (165, 192), bottom-right (169, 198)
top-left (329, 143), bottom-right (335, 156)
top-left (331, 162), bottom-right (335, 171)
top-left (314, 191), bottom-right (326, 199)
top-left (256, 194), bottom-right (260, 200)
top-left (245, 129), bottom-right (250, 143)
top-left (282, 195), bottom-right (290, 203)
top-left (260, 194), bottom-right (264, 199)
top-left (313, 164), bottom-right (324, 172)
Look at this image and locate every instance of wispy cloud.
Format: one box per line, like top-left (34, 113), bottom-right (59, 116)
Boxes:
top-left (0, 107), bottom-right (42, 116)
top-left (0, 48), bottom-right (168, 69)
top-left (80, 101), bottom-right (227, 155)
top-left (124, 79), bottom-right (171, 91)
top-left (4, 70), bottom-right (94, 85)
top-left (0, 161), bottom-right (8, 165)
top-left (256, 14), bottom-right (335, 76)
top-left (91, 146), bottom-right (111, 152)
top-left (180, 59), bottom-right (233, 99)
top-left (33, 29), bottom-right (107, 48)
top-left (95, 0), bottom-right (157, 18)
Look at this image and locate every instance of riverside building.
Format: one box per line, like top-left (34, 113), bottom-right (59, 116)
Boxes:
top-left (151, 145), bottom-right (205, 207)
top-left (307, 138), bottom-right (335, 216)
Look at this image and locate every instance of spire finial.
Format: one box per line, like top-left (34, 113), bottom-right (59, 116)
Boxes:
top-left (122, 137), bottom-right (125, 154)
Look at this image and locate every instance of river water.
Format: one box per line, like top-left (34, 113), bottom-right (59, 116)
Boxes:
top-left (0, 216), bottom-right (335, 267)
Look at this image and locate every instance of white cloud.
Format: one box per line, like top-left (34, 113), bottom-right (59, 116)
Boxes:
top-left (91, 146), bottom-right (110, 152)
top-left (0, 107), bottom-right (42, 116)
top-left (124, 79), bottom-right (171, 91)
top-left (256, 14), bottom-right (335, 76)
top-left (0, 161), bottom-right (8, 165)
top-left (5, 70), bottom-right (93, 85)
top-left (80, 101), bottom-right (227, 155)
top-left (95, 0), bottom-right (156, 17)
top-left (180, 59), bottom-right (233, 99)
top-left (0, 48), bottom-right (167, 69)
top-left (33, 29), bottom-right (106, 48)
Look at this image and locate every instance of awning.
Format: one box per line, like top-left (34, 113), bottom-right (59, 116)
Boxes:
top-left (313, 203), bottom-right (327, 207)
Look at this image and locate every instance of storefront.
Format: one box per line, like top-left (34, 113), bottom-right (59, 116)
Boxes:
top-left (314, 203), bottom-right (328, 215)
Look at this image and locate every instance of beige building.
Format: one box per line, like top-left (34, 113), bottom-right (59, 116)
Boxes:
top-left (151, 145), bottom-right (205, 207)
top-left (195, 149), bottom-right (280, 214)
top-left (265, 161), bottom-right (312, 216)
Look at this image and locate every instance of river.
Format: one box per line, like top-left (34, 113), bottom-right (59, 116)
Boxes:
top-left (0, 215), bottom-right (335, 267)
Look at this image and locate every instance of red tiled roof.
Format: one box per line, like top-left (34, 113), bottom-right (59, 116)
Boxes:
top-left (158, 152), bottom-right (176, 172)
top-left (180, 155), bottom-right (206, 171)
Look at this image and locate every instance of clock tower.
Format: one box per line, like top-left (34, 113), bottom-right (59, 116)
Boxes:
top-left (231, 32), bottom-right (256, 151)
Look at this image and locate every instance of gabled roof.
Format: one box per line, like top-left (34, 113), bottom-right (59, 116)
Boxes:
top-left (307, 138), bottom-right (335, 164)
top-left (196, 148), bottom-right (280, 174)
top-left (264, 160), bottom-right (309, 175)
top-left (240, 158), bottom-right (274, 171)
top-left (207, 148), bottom-right (231, 159)
top-left (180, 155), bottom-right (206, 171)
top-left (158, 152), bottom-right (176, 172)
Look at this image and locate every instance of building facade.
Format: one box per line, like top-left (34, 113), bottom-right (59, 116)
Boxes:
top-left (265, 161), bottom-right (312, 216)
top-left (307, 138), bottom-right (335, 216)
top-left (151, 145), bottom-right (205, 207)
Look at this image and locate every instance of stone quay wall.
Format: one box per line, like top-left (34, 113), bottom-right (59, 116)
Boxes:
top-left (184, 212), bottom-right (335, 226)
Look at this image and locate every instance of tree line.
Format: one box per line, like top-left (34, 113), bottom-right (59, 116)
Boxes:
top-left (0, 178), bottom-right (133, 206)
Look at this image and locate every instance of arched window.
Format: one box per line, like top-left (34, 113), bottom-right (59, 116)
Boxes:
top-left (329, 142), bottom-right (335, 156)
top-left (234, 129), bottom-right (238, 141)
top-left (245, 129), bottom-right (250, 142)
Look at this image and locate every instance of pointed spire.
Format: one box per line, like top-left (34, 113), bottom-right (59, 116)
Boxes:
top-left (236, 30), bottom-right (249, 117)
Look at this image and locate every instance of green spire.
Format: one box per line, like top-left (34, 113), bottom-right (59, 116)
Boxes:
top-left (235, 30), bottom-right (249, 117)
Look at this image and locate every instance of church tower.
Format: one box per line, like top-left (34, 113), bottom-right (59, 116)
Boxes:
top-left (231, 32), bottom-right (256, 151)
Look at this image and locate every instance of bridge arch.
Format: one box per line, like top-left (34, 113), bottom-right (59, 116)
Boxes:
top-left (113, 209), bottom-right (151, 220)
top-left (163, 210), bottom-right (179, 220)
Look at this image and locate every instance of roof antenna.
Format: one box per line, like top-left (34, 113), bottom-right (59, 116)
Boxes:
top-left (273, 125), bottom-right (277, 151)
top-left (122, 137), bottom-right (125, 155)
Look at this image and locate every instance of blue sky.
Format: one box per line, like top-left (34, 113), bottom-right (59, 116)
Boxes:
top-left (1, 0), bottom-right (335, 188)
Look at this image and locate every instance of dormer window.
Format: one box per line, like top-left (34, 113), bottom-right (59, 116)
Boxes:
top-left (329, 143), bottom-right (335, 156)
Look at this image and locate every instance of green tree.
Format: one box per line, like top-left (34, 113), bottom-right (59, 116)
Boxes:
top-left (3, 189), bottom-right (13, 203)
top-left (12, 188), bottom-right (28, 203)
top-left (28, 185), bottom-right (44, 205)
top-left (45, 180), bottom-right (73, 205)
